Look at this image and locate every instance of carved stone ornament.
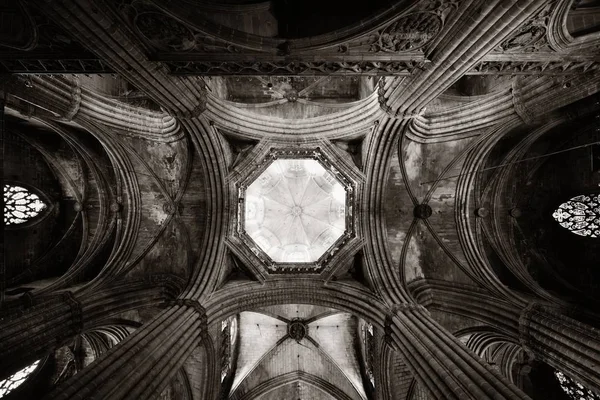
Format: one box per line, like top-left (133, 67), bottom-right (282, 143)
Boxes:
top-left (288, 319), bottom-right (308, 342)
top-left (500, 25), bottom-right (547, 51)
top-left (368, 12), bottom-right (442, 53)
top-left (469, 60), bottom-right (600, 75)
top-left (135, 12), bottom-right (197, 51)
top-left (414, 204), bottom-right (433, 219)
top-left (125, 3), bottom-right (241, 54)
top-left (166, 60), bottom-right (422, 76)
top-left (496, 2), bottom-right (554, 52)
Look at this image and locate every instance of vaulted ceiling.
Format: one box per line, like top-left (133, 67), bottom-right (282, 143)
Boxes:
top-left (229, 305), bottom-right (367, 400)
top-left (2, 0), bottom-right (600, 399)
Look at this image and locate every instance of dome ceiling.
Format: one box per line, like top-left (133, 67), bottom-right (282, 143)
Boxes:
top-left (244, 159), bottom-right (347, 263)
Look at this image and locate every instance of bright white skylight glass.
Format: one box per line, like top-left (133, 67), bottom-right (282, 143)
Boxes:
top-left (4, 185), bottom-right (47, 225)
top-left (0, 360), bottom-right (40, 397)
top-left (244, 159), bottom-right (346, 263)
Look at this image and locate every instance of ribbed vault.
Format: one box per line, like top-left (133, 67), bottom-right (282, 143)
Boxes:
top-left (2, 0), bottom-right (600, 399)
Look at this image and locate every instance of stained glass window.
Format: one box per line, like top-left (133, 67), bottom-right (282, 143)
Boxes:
top-left (0, 360), bottom-right (40, 397)
top-left (221, 316), bottom-right (237, 383)
top-left (4, 185), bottom-right (47, 225)
top-left (554, 371), bottom-right (600, 400)
top-left (552, 194), bottom-right (600, 238)
top-left (363, 322), bottom-right (375, 388)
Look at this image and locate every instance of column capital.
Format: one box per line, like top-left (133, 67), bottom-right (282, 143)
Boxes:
top-left (390, 302), bottom-right (430, 314)
top-left (170, 298), bottom-right (208, 339)
top-left (518, 301), bottom-right (549, 359)
top-left (60, 291), bottom-right (83, 334)
top-left (511, 81), bottom-right (536, 125)
top-left (384, 303), bottom-right (430, 351)
top-left (171, 298), bottom-right (206, 315)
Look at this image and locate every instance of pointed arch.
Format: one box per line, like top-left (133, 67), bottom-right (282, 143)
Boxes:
top-left (4, 183), bottom-right (52, 228)
top-left (553, 194), bottom-right (600, 238)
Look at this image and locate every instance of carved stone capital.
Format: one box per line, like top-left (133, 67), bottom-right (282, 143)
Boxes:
top-left (518, 301), bottom-right (543, 358)
top-left (171, 298), bottom-right (206, 316)
top-left (383, 315), bottom-right (399, 351)
top-left (171, 101), bottom-right (206, 119)
top-left (391, 303), bottom-right (430, 314)
top-left (170, 298), bottom-right (208, 339)
top-left (384, 303), bottom-right (430, 350)
top-left (511, 83), bottom-right (536, 125)
top-left (64, 76), bottom-right (82, 121)
top-left (61, 291), bottom-right (84, 334)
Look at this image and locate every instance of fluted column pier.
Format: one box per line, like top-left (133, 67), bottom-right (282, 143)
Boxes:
top-left (520, 303), bottom-right (600, 393)
top-left (411, 280), bottom-right (600, 393)
top-left (0, 279), bottom-right (177, 380)
top-left (388, 305), bottom-right (531, 400)
top-left (45, 299), bottom-right (206, 400)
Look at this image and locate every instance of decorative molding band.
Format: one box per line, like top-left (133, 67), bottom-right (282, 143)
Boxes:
top-left (164, 60), bottom-right (421, 76)
top-left (470, 60), bottom-right (600, 75)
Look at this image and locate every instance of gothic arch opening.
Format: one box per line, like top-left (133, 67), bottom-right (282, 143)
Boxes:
top-left (567, 0), bottom-right (600, 37)
top-left (3, 184), bottom-right (50, 227)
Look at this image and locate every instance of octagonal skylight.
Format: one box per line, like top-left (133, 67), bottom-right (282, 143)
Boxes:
top-left (244, 159), bottom-right (347, 263)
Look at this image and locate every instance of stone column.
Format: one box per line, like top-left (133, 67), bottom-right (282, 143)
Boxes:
top-left (0, 279), bottom-right (176, 380)
top-left (387, 305), bottom-right (531, 400)
top-left (45, 299), bottom-right (207, 400)
top-left (520, 303), bottom-right (600, 393)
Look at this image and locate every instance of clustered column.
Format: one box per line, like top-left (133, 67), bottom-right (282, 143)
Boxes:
top-left (0, 280), bottom-right (172, 380)
top-left (520, 303), bottom-right (600, 394)
top-left (387, 305), bottom-right (531, 400)
top-left (44, 299), bottom-right (207, 400)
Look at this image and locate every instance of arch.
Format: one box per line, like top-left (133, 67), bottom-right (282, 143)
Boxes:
top-left (204, 280), bottom-right (388, 329)
top-left (548, 0), bottom-right (600, 52)
top-left (552, 193), bottom-right (600, 238)
top-left (234, 371), bottom-right (355, 400)
top-left (554, 370), bottom-right (600, 400)
top-left (455, 327), bottom-right (527, 389)
top-left (3, 183), bottom-right (53, 228)
top-left (0, 359), bottom-right (43, 398)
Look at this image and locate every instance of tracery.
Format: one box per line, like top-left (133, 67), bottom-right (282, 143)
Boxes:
top-left (220, 316), bottom-right (237, 382)
top-left (0, 360), bottom-right (40, 397)
top-left (552, 194), bottom-right (600, 238)
top-left (4, 184), bottom-right (47, 226)
top-left (362, 322), bottom-right (375, 388)
top-left (555, 371), bottom-right (600, 400)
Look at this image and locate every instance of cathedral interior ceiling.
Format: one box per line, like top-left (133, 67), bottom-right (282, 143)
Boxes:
top-left (2, 0), bottom-right (600, 398)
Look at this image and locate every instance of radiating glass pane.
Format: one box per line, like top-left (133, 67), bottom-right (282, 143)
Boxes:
top-left (4, 185), bottom-right (47, 226)
top-left (552, 194), bottom-right (600, 238)
top-left (0, 360), bottom-right (40, 397)
top-left (554, 371), bottom-right (600, 400)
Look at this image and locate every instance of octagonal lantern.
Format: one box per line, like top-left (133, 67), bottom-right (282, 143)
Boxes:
top-left (237, 149), bottom-right (355, 273)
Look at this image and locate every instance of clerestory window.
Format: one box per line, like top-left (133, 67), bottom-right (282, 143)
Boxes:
top-left (552, 194), bottom-right (600, 238)
top-left (4, 184), bottom-right (48, 226)
top-left (0, 360), bottom-right (40, 398)
top-left (554, 371), bottom-right (600, 400)
top-left (363, 322), bottom-right (375, 388)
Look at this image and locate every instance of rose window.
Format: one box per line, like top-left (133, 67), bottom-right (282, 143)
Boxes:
top-left (4, 185), bottom-right (47, 226)
top-left (552, 194), bottom-right (600, 238)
